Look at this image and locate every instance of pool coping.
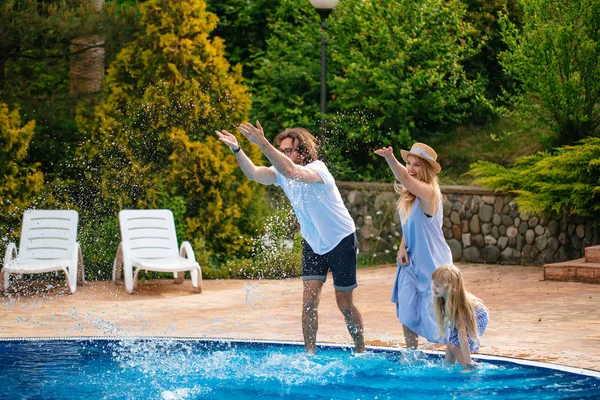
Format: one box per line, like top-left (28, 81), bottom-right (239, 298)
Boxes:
top-left (2, 336), bottom-right (599, 379)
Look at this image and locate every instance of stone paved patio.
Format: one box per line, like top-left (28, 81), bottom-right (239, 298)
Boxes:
top-left (1, 263), bottom-right (598, 372)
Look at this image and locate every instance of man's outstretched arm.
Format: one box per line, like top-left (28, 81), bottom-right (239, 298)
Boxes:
top-left (215, 129), bottom-right (277, 185)
top-left (238, 121), bottom-right (323, 184)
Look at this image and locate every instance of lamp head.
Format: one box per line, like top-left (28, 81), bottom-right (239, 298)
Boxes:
top-left (310, 0), bottom-right (339, 19)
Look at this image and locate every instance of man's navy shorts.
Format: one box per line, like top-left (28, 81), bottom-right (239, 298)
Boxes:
top-left (301, 232), bottom-right (358, 291)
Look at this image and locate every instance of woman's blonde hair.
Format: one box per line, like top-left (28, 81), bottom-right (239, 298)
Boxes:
top-left (395, 157), bottom-right (440, 223)
top-left (274, 127), bottom-right (319, 166)
top-left (432, 264), bottom-right (485, 345)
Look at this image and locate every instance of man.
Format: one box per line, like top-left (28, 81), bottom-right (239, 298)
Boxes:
top-left (215, 121), bottom-right (365, 353)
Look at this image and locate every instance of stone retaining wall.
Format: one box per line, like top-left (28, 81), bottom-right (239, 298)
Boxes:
top-left (337, 181), bottom-right (599, 265)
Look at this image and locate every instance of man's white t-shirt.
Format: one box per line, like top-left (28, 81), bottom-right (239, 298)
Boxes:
top-left (270, 160), bottom-right (356, 255)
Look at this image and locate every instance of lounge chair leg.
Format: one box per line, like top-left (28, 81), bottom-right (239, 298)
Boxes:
top-left (174, 271), bottom-right (184, 284)
top-left (77, 246), bottom-right (85, 285)
top-left (112, 243), bottom-right (123, 284)
top-left (191, 268), bottom-right (203, 293)
top-left (1, 270), bottom-right (8, 292)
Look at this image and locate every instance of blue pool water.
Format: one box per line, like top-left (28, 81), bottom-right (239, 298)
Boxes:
top-left (0, 338), bottom-right (598, 399)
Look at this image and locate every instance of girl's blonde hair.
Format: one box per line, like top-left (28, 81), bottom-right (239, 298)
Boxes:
top-left (432, 264), bottom-right (485, 345)
top-left (395, 157), bottom-right (440, 223)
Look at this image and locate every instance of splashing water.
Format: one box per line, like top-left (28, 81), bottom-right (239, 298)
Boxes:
top-left (0, 338), bottom-right (598, 400)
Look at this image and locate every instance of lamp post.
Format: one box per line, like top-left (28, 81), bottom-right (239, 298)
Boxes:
top-left (310, 0), bottom-right (339, 137)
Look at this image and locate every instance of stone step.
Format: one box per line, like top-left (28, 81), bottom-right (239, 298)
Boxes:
top-left (544, 258), bottom-right (600, 284)
top-left (585, 245), bottom-right (600, 263)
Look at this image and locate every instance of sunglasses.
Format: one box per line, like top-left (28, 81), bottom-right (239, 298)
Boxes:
top-left (280, 148), bottom-right (298, 156)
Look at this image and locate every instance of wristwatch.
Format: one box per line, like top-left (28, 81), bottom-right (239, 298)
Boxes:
top-left (231, 145), bottom-right (241, 154)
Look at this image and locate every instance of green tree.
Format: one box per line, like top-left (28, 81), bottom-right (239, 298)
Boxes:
top-left (0, 101), bottom-right (45, 245)
top-left (206, 0), bottom-right (280, 78)
top-left (468, 137), bottom-right (600, 223)
top-left (77, 0), bottom-right (266, 271)
top-left (0, 0), bottom-right (139, 177)
top-left (499, 0), bottom-right (600, 145)
top-left (460, 0), bottom-right (523, 101)
top-left (251, 0), bottom-right (492, 181)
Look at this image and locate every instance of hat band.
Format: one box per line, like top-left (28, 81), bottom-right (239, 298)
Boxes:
top-left (410, 147), bottom-right (435, 161)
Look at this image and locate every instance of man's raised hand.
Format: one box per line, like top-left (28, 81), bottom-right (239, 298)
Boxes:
top-left (238, 121), bottom-right (266, 146)
top-left (215, 129), bottom-right (239, 150)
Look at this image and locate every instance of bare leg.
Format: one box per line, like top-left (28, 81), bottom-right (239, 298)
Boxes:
top-left (302, 280), bottom-right (324, 353)
top-left (403, 325), bottom-right (419, 349)
top-left (335, 289), bottom-right (365, 353)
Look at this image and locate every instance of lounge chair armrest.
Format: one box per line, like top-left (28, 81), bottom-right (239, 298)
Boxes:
top-left (179, 241), bottom-right (197, 262)
top-left (3, 243), bottom-right (17, 265)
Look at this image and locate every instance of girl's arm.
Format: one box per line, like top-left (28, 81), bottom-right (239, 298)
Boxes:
top-left (373, 147), bottom-right (435, 203)
top-left (457, 328), bottom-right (473, 367)
top-left (397, 235), bottom-right (409, 265)
top-left (456, 325), bottom-right (479, 372)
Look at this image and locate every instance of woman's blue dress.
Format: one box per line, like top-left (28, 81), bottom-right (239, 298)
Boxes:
top-left (392, 192), bottom-right (452, 343)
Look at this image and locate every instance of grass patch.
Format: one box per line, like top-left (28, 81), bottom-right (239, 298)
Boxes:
top-left (430, 117), bottom-right (555, 185)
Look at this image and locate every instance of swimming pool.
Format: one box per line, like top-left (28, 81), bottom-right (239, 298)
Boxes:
top-left (0, 338), bottom-right (598, 399)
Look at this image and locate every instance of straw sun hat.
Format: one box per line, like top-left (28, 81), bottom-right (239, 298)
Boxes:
top-left (400, 142), bottom-right (442, 174)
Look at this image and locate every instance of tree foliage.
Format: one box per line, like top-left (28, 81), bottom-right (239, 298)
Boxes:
top-left (0, 101), bottom-right (45, 243)
top-left (250, 0), bottom-right (493, 180)
top-left (460, 0), bottom-right (523, 101)
top-left (77, 0), bottom-right (266, 267)
top-left (468, 137), bottom-right (600, 223)
top-left (499, 0), bottom-right (600, 145)
top-left (0, 0), bottom-right (139, 177)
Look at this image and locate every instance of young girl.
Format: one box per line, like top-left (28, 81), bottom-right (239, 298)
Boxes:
top-left (431, 264), bottom-right (489, 371)
top-left (374, 143), bottom-right (452, 349)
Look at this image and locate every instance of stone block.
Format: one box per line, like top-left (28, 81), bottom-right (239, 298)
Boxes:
top-left (528, 217), bottom-right (539, 228)
top-left (482, 223), bottom-right (492, 235)
top-left (470, 215), bottom-right (481, 234)
top-left (501, 247), bottom-right (520, 262)
top-left (484, 235), bottom-right (497, 246)
top-left (462, 233), bottom-right (471, 247)
top-left (494, 196), bottom-right (503, 213)
top-left (463, 246), bottom-right (481, 262)
top-left (482, 195), bottom-right (496, 205)
top-left (535, 225), bottom-right (545, 236)
top-left (506, 226), bottom-right (518, 238)
top-left (497, 236), bottom-right (509, 250)
top-left (577, 268), bottom-right (596, 281)
top-left (461, 221), bottom-right (469, 233)
top-left (452, 225), bottom-right (462, 240)
top-left (585, 245), bottom-right (600, 263)
top-left (519, 221), bottom-right (529, 234)
top-left (548, 220), bottom-right (559, 235)
top-left (472, 234), bottom-right (485, 248)
top-left (544, 266), bottom-right (577, 281)
top-left (539, 248), bottom-right (555, 264)
top-left (491, 226), bottom-right (500, 239)
top-left (492, 213), bottom-right (501, 226)
top-left (450, 211), bottom-right (461, 225)
top-left (525, 229), bottom-right (535, 245)
top-left (444, 200), bottom-right (452, 217)
top-left (447, 239), bottom-right (462, 262)
top-left (479, 204), bottom-right (494, 223)
top-left (481, 246), bottom-right (501, 263)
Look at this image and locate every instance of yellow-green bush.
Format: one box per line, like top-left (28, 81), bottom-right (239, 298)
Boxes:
top-left (0, 101), bottom-right (45, 251)
top-left (75, 0), bottom-right (267, 276)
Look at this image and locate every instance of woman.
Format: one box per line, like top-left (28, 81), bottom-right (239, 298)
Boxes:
top-left (374, 143), bottom-right (452, 349)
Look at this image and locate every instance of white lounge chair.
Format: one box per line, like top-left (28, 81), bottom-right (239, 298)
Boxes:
top-left (112, 209), bottom-right (202, 294)
top-left (1, 210), bottom-right (84, 294)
